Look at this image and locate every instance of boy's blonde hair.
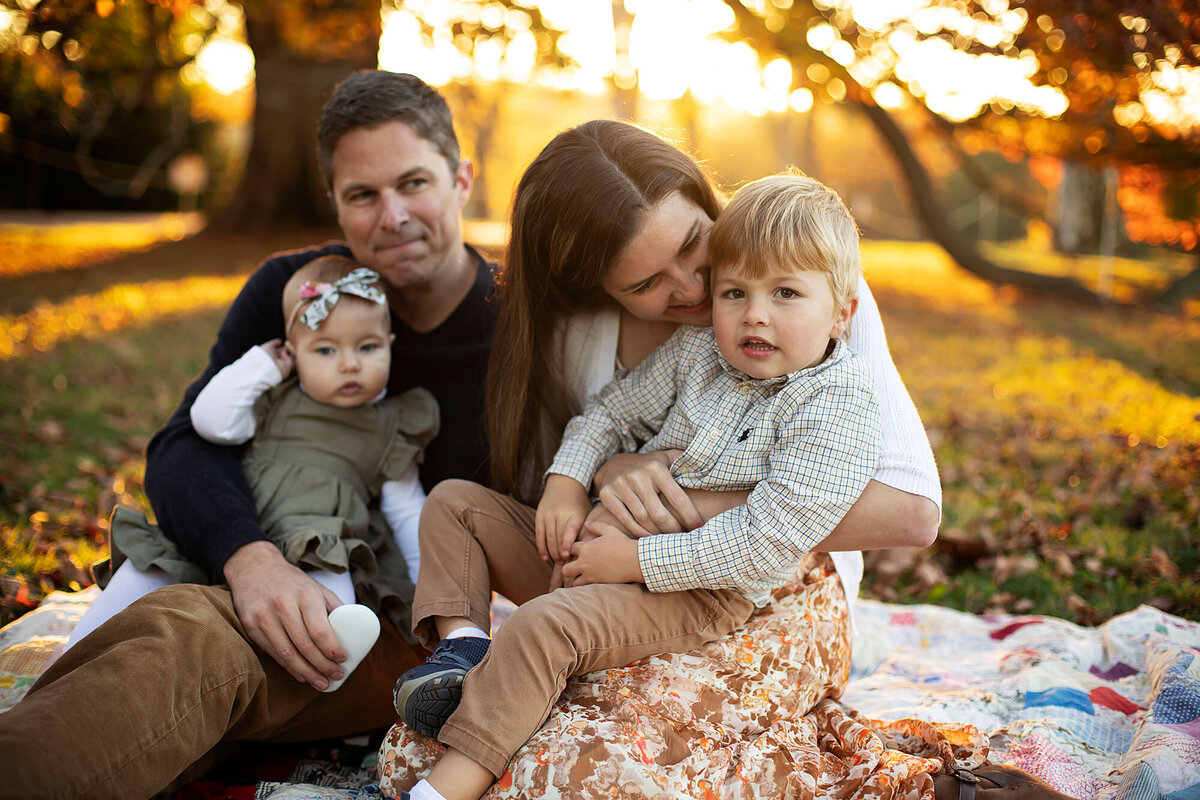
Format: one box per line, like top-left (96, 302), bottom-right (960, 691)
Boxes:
top-left (709, 171), bottom-right (860, 313)
top-left (282, 255), bottom-right (389, 336)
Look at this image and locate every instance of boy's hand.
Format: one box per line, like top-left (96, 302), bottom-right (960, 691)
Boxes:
top-left (536, 474), bottom-right (591, 563)
top-left (561, 520), bottom-right (644, 586)
top-left (261, 338), bottom-right (294, 380)
top-left (593, 450), bottom-right (703, 537)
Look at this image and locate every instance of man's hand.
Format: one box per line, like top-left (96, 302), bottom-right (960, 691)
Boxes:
top-left (535, 474), bottom-right (591, 563)
top-left (261, 338), bottom-right (294, 380)
top-left (561, 520), bottom-right (644, 587)
top-left (223, 540), bottom-right (346, 690)
top-left (593, 451), bottom-right (703, 537)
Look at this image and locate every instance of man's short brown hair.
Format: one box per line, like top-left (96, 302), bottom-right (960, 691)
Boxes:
top-left (317, 70), bottom-right (461, 188)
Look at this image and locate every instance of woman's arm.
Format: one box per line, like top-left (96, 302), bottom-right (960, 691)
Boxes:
top-left (592, 450), bottom-right (703, 535)
top-left (846, 278), bottom-right (942, 541)
top-left (818, 480), bottom-right (938, 550)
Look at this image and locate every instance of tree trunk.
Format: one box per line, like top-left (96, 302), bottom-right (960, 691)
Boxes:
top-left (209, 4), bottom-right (380, 231)
top-left (1152, 249), bottom-right (1200, 308)
top-left (854, 98), bottom-right (1104, 303)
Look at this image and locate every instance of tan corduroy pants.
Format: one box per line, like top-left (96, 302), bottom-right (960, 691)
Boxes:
top-left (411, 479), bottom-right (756, 778)
top-left (0, 582), bottom-right (421, 800)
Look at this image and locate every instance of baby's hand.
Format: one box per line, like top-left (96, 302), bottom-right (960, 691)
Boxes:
top-left (261, 339), bottom-right (294, 380)
top-left (535, 474), bottom-right (591, 563)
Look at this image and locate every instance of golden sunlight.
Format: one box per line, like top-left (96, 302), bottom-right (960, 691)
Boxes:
top-left (0, 275), bottom-right (246, 360)
top-left (171, 0), bottom-right (1197, 130)
top-left (194, 37), bottom-right (255, 95)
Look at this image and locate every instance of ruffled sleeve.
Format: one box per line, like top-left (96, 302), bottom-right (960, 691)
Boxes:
top-left (379, 387), bottom-right (441, 482)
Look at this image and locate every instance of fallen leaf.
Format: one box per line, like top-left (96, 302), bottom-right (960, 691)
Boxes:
top-left (1146, 547), bottom-right (1182, 580)
top-left (36, 420), bottom-right (65, 444)
top-left (1041, 547), bottom-right (1076, 578)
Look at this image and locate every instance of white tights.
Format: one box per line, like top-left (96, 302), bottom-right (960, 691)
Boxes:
top-left (63, 560), bottom-right (355, 652)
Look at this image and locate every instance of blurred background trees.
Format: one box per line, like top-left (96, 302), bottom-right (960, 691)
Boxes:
top-left (1, 0), bottom-right (1196, 304)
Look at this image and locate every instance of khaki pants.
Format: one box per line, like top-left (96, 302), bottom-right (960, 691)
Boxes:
top-left (0, 582), bottom-right (421, 800)
top-left (413, 480), bottom-right (756, 778)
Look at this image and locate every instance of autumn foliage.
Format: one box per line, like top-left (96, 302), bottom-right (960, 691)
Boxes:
top-left (0, 223), bottom-right (1196, 626)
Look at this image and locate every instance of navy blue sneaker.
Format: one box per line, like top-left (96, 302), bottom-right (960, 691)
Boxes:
top-left (393, 636), bottom-right (490, 738)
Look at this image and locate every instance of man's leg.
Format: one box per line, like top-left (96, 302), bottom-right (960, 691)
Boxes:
top-left (0, 583), bottom-right (419, 800)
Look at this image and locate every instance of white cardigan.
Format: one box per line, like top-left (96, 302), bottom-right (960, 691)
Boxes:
top-left (557, 277), bottom-right (941, 612)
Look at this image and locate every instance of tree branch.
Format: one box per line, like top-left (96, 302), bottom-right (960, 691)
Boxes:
top-left (720, 0), bottom-right (1110, 305)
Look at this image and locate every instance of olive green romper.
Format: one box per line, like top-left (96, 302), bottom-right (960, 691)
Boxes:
top-left (98, 378), bottom-right (439, 636)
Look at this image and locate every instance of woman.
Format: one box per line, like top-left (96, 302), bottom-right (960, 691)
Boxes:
top-left (384, 120), bottom-right (1000, 800)
top-left (487, 119), bottom-right (940, 577)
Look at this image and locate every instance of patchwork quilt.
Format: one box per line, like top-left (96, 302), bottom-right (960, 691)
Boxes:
top-left (2, 588), bottom-right (1197, 799)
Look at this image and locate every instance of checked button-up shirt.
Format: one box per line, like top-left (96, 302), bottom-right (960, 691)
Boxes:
top-left (548, 325), bottom-right (880, 606)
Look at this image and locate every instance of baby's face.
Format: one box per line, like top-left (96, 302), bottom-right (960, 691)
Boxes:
top-left (712, 262), bottom-right (851, 380)
top-left (288, 299), bottom-right (392, 407)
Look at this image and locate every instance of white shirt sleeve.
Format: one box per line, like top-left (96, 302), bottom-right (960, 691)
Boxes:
top-left (189, 345), bottom-right (283, 445)
top-left (847, 276), bottom-right (942, 514)
top-left (379, 464), bottom-right (426, 584)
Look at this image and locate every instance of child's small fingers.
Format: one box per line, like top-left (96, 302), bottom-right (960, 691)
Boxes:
top-left (560, 519), bottom-right (581, 559)
top-left (547, 524), bottom-right (564, 563)
top-left (534, 519), bottom-right (550, 561)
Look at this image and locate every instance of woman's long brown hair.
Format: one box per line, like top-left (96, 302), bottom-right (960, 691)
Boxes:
top-left (486, 120), bottom-right (722, 504)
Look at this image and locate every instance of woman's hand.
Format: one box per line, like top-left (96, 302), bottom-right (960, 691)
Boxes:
top-left (535, 474), bottom-right (592, 563)
top-left (593, 450), bottom-right (703, 537)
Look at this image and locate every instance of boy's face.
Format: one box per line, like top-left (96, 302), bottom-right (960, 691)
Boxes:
top-left (287, 300), bottom-right (393, 408)
top-left (712, 262), bottom-right (853, 380)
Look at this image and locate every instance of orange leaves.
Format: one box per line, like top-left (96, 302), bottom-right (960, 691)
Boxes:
top-left (1119, 164), bottom-right (1200, 251)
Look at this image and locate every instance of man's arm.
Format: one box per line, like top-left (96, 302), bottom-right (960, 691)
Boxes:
top-left (144, 263), bottom-right (291, 571)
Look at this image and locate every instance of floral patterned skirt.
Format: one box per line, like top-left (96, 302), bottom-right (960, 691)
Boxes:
top-left (379, 553), bottom-right (988, 799)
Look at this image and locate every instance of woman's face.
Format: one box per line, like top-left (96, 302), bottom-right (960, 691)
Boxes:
top-left (601, 192), bottom-right (715, 326)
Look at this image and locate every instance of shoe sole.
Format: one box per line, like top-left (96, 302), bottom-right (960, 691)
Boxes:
top-left (394, 667), bottom-right (466, 738)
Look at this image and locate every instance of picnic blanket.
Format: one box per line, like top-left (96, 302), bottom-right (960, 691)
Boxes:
top-left (2, 588), bottom-right (1198, 799)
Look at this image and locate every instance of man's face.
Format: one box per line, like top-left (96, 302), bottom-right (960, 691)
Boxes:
top-left (330, 121), bottom-right (472, 292)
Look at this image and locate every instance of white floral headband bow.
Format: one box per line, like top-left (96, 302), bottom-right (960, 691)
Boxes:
top-left (290, 268), bottom-right (387, 332)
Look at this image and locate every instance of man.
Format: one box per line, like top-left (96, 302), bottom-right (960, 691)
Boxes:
top-left (0, 71), bottom-right (498, 800)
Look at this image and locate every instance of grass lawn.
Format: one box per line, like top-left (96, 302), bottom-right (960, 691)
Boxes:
top-left (1, 218), bottom-right (1197, 626)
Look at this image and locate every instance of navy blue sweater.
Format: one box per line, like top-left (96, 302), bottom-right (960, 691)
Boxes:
top-left (144, 242), bottom-right (498, 574)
